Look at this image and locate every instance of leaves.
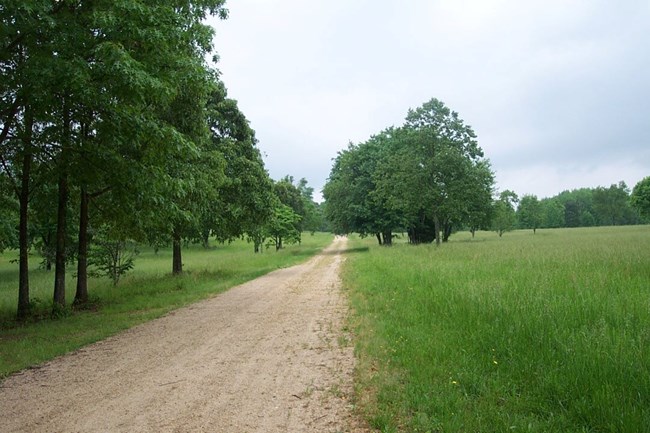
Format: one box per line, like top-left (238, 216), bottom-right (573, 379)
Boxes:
top-left (324, 98), bottom-right (494, 244)
top-left (517, 194), bottom-right (542, 233)
top-left (88, 227), bottom-right (138, 286)
top-left (266, 203), bottom-right (302, 251)
top-left (0, 0), bottom-right (254, 313)
top-left (631, 176), bottom-right (650, 220)
top-left (492, 190), bottom-right (518, 237)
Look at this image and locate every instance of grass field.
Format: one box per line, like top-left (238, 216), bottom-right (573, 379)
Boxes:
top-left (344, 226), bottom-right (650, 433)
top-left (0, 233), bottom-right (333, 377)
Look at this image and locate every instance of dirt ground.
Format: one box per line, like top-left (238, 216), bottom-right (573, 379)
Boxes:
top-left (0, 236), bottom-right (370, 433)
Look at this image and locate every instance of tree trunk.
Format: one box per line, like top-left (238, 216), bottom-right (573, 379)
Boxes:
top-left (53, 169), bottom-right (68, 308)
top-left (433, 214), bottom-right (441, 246)
top-left (201, 228), bottom-right (210, 248)
top-left (54, 106), bottom-right (71, 310)
top-left (382, 231), bottom-right (392, 246)
top-left (43, 232), bottom-right (53, 270)
top-left (74, 188), bottom-right (89, 305)
top-left (17, 145), bottom-right (32, 320)
top-left (376, 233), bottom-right (382, 245)
top-left (442, 222), bottom-right (452, 242)
top-left (172, 229), bottom-right (182, 275)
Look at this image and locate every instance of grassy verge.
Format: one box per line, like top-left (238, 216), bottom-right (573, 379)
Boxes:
top-left (0, 233), bottom-right (333, 377)
top-left (344, 226), bottom-right (650, 432)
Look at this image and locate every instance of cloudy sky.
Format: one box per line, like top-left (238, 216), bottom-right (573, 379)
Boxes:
top-left (207, 0), bottom-right (650, 201)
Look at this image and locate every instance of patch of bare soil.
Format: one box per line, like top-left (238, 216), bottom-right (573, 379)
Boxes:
top-left (0, 236), bottom-right (370, 433)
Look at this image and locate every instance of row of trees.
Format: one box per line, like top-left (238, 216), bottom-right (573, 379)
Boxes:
top-left (491, 180), bottom-right (649, 237)
top-left (250, 176), bottom-right (324, 253)
top-left (0, 2), bottom-right (320, 320)
top-left (323, 98), bottom-right (495, 245)
top-left (493, 178), bottom-right (650, 236)
top-left (514, 180), bottom-right (650, 233)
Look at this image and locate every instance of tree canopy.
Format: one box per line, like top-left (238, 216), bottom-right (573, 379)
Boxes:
top-left (630, 177), bottom-right (650, 222)
top-left (493, 190), bottom-right (518, 237)
top-left (324, 98), bottom-right (495, 245)
top-left (530, 182), bottom-right (642, 229)
top-left (517, 194), bottom-right (542, 234)
top-left (0, 1), bottom-right (283, 319)
top-left (324, 98), bottom-right (647, 241)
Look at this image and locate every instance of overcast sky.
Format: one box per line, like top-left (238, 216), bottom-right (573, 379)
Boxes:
top-left (207, 0), bottom-right (650, 201)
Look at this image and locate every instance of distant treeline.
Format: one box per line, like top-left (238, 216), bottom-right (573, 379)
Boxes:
top-left (322, 97), bottom-right (650, 243)
top-left (518, 181), bottom-right (648, 230)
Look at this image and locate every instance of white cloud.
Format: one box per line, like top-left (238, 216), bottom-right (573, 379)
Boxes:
top-left (497, 156), bottom-right (648, 199)
top-left (208, 0), bottom-right (650, 201)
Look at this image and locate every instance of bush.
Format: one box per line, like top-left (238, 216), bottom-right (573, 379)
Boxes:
top-left (89, 231), bottom-right (138, 286)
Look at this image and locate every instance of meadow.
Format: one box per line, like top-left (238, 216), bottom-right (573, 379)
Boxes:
top-left (344, 226), bottom-right (650, 433)
top-left (0, 233), bottom-right (333, 377)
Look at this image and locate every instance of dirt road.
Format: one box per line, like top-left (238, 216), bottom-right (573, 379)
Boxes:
top-left (0, 236), bottom-right (368, 433)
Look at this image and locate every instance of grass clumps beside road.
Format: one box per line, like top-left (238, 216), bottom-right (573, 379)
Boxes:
top-left (344, 226), bottom-right (650, 433)
top-left (0, 233), bottom-right (333, 378)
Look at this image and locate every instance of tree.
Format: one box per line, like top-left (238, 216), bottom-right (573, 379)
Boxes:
top-left (580, 210), bottom-right (596, 227)
top-left (274, 177), bottom-right (305, 221)
top-left (404, 98), bottom-right (487, 245)
top-left (1, 0), bottom-right (233, 317)
top-left (0, 180), bottom-right (18, 252)
top-left (493, 190), bottom-right (518, 237)
top-left (324, 133), bottom-right (403, 245)
top-left (518, 194), bottom-right (542, 233)
top-left (592, 182), bottom-right (633, 226)
top-left (200, 84), bottom-right (274, 247)
top-left (563, 200), bottom-right (581, 228)
top-left (323, 99), bottom-right (494, 246)
top-left (88, 226), bottom-right (138, 286)
top-left (464, 161), bottom-right (495, 238)
top-left (244, 176), bottom-right (306, 253)
top-left (115, 0), bottom-right (230, 276)
top-left (273, 176), bottom-right (311, 242)
top-left (0, 0), bottom-right (59, 318)
top-left (380, 99), bottom-right (490, 245)
top-left (65, 0), bottom-right (228, 296)
top-left (162, 72), bottom-right (226, 275)
top-left (631, 176), bottom-right (650, 221)
top-left (296, 178), bottom-right (322, 234)
top-left (540, 198), bottom-right (565, 228)
top-left (554, 188), bottom-right (594, 229)
top-left (267, 202), bottom-right (302, 251)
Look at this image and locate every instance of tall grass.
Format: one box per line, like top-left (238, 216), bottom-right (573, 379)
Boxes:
top-left (0, 233), bottom-right (332, 377)
top-left (345, 226), bottom-right (650, 432)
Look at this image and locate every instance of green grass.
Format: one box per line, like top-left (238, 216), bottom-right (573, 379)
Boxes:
top-left (344, 226), bottom-right (650, 432)
top-left (0, 233), bottom-right (333, 377)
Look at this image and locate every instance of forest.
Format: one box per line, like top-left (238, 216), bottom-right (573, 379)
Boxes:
top-left (0, 2), bottom-right (322, 320)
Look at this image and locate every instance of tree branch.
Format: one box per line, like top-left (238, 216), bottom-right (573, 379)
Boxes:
top-left (0, 155), bottom-right (20, 197)
top-left (0, 98), bottom-right (20, 145)
top-left (89, 186), bottom-right (112, 199)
